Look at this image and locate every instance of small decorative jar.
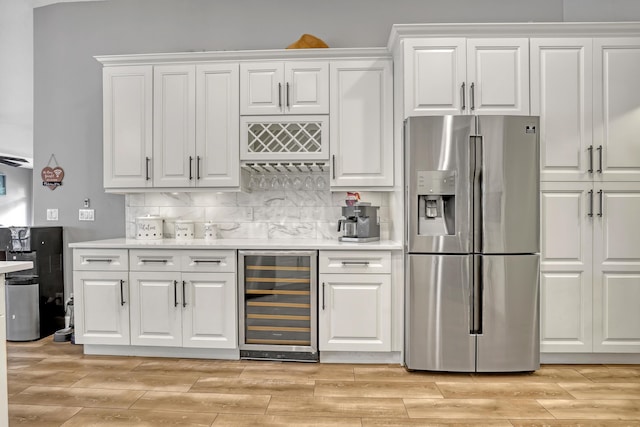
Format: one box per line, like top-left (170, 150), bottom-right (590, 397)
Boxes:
top-left (174, 220), bottom-right (194, 240)
top-left (204, 222), bottom-right (217, 240)
top-left (135, 216), bottom-right (164, 240)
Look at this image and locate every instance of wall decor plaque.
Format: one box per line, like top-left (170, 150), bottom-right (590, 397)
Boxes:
top-left (42, 154), bottom-right (64, 190)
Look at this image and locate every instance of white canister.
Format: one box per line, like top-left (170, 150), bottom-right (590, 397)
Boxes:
top-left (136, 216), bottom-right (164, 240)
top-left (204, 222), bottom-right (217, 240)
top-left (174, 220), bottom-right (195, 240)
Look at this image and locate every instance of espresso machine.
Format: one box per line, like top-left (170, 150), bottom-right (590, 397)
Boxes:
top-left (337, 202), bottom-right (380, 242)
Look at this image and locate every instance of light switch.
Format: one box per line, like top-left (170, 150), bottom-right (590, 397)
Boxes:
top-left (79, 209), bottom-right (95, 221)
top-left (47, 209), bottom-right (58, 221)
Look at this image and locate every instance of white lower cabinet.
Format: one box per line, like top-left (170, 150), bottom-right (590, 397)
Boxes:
top-left (541, 181), bottom-right (640, 353)
top-left (318, 251), bottom-right (392, 352)
top-left (73, 250), bottom-right (130, 345)
top-left (73, 248), bottom-right (237, 350)
top-left (129, 250), bottom-right (237, 349)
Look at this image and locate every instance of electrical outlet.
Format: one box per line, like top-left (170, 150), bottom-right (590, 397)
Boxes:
top-left (79, 209), bottom-right (95, 221)
top-left (46, 209), bottom-right (58, 221)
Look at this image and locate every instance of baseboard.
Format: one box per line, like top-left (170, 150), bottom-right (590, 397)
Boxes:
top-left (320, 351), bottom-right (402, 364)
top-left (83, 344), bottom-right (240, 360)
top-left (541, 353), bottom-right (640, 364)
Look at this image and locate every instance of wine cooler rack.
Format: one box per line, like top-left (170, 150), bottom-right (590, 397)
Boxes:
top-left (238, 250), bottom-right (318, 361)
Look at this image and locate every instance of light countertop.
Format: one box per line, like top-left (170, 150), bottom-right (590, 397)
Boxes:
top-left (69, 238), bottom-right (403, 251)
top-left (0, 261), bottom-right (33, 275)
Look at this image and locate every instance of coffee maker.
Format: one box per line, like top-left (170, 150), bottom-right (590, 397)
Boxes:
top-left (337, 202), bottom-right (380, 242)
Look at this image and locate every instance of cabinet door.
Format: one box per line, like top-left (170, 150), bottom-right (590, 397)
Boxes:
top-left (284, 62), bottom-right (329, 114)
top-left (403, 38), bottom-right (466, 117)
top-left (153, 65), bottom-right (196, 188)
top-left (73, 271), bottom-right (129, 345)
top-left (330, 59), bottom-right (394, 188)
top-left (195, 63), bottom-right (240, 187)
top-left (467, 38), bottom-right (529, 115)
top-left (129, 271), bottom-right (182, 347)
top-left (540, 182), bottom-right (593, 353)
top-left (240, 62), bottom-right (284, 115)
top-left (319, 273), bottom-right (391, 352)
top-left (531, 39), bottom-right (593, 182)
top-left (593, 182), bottom-right (640, 352)
top-left (103, 66), bottom-right (153, 188)
top-left (182, 272), bottom-right (237, 349)
top-left (593, 38), bottom-right (640, 181)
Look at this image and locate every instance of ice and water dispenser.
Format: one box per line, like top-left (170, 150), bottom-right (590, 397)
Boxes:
top-left (416, 171), bottom-right (456, 236)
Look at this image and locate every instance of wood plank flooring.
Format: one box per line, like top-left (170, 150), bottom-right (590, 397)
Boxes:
top-left (6, 337), bottom-right (640, 426)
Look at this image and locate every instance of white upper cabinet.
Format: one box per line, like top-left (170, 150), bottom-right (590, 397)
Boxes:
top-left (594, 38), bottom-right (640, 182)
top-left (240, 61), bottom-right (329, 115)
top-left (531, 39), bottom-right (593, 182)
top-left (330, 59), bottom-right (394, 188)
top-left (103, 66), bottom-right (153, 189)
top-left (152, 63), bottom-right (239, 189)
top-left (467, 38), bottom-right (529, 115)
top-left (403, 38), bottom-right (466, 116)
top-left (196, 64), bottom-right (240, 187)
top-left (153, 65), bottom-right (196, 188)
top-left (403, 38), bottom-right (529, 117)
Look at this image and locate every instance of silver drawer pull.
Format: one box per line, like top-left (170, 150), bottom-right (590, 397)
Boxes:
top-left (341, 261), bottom-right (370, 266)
top-left (84, 258), bottom-right (115, 263)
top-left (140, 259), bottom-right (169, 264)
top-left (193, 259), bottom-right (222, 264)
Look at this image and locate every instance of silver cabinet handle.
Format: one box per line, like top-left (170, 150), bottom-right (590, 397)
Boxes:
top-left (189, 156), bottom-right (193, 180)
top-left (182, 280), bottom-right (187, 308)
top-left (84, 258), bottom-right (114, 263)
top-left (597, 145), bottom-right (603, 173)
top-left (461, 82), bottom-right (466, 111)
top-left (587, 189), bottom-right (594, 217)
top-left (145, 157), bottom-right (151, 181)
top-left (341, 261), bottom-right (371, 266)
top-left (286, 82), bottom-right (290, 108)
top-left (587, 146), bottom-right (594, 174)
top-left (322, 282), bottom-right (326, 310)
top-left (470, 82), bottom-right (475, 111)
top-left (193, 259), bottom-right (222, 264)
top-left (140, 259), bottom-right (169, 264)
top-left (196, 156), bottom-right (201, 180)
top-left (598, 189), bottom-right (603, 217)
top-left (332, 155), bottom-right (336, 180)
top-left (174, 280), bottom-right (178, 307)
top-left (278, 82), bottom-right (282, 108)
top-left (120, 280), bottom-right (126, 306)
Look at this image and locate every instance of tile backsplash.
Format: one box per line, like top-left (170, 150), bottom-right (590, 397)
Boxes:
top-left (125, 189), bottom-right (391, 240)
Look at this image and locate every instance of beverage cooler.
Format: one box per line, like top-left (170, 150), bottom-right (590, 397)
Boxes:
top-left (238, 250), bottom-right (318, 361)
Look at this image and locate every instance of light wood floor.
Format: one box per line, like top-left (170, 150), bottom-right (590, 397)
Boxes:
top-left (6, 337), bottom-right (640, 426)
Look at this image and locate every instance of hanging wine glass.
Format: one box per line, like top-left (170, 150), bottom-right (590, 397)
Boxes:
top-left (258, 174), bottom-right (268, 191)
top-left (292, 175), bottom-right (303, 190)
top-left (304, 174), bottom-right (315, 191)
top-left (282, 174), bottom-right (293, 190)
top-left (315, 174), bottom-right (326, 190)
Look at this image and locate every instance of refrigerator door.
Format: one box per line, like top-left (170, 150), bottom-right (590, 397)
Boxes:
top-left (406, 116), bottom-right (473, 254)
top-left (405, 254), bottom-right (475, 372)
top-left (475, 116), bottom-right (540, 254)
top-left (476, 254), bottom-right (540, 372)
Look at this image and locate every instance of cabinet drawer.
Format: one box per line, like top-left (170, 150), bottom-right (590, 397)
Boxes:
top-left (319, 251), bottom-right (391, 274)
top-left (129, 250), bottom-right (180, 271)
top-left (181, 250), bottom-right (236, 273)
top-left (74, 249), bottom-right (129, 271)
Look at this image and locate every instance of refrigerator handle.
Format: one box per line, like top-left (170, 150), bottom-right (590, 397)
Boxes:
top-left (471, 256), bottom-right (483, 335)
top-left (471, 135), bottom-right (483, 253)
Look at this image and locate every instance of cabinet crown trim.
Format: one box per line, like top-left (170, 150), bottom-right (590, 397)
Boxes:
top-left (388, 21), bottom-right (640, 51)
top-left (96, 47), bottom-right (390, 66)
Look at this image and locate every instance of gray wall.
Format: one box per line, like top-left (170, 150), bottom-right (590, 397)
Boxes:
top-left (0, 166), bottom-right (32, 227)
top-left (33, 0), bottom-right (640, 295)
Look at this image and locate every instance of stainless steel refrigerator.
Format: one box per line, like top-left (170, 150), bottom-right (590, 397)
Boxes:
top-left (405, 115), bottom-right (540, 372)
